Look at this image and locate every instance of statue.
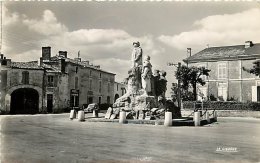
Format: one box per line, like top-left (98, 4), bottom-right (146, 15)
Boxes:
top-left (157, 70), bottom-right (167, 98)
top-left (153, 69), bottom-right (160, 96)
top-left (131, 41), bottom-right (143, 68)
top-left (141, 55), bottom-right (152, 96)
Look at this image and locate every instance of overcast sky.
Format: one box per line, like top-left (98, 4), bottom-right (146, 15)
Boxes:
top-left (2, 1), bottom-right (260, 96)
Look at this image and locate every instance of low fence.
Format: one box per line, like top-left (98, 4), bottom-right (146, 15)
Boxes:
top-left (183, 101), bottom-right (260, 111)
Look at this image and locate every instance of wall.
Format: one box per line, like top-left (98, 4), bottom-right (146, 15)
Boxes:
top-left (66, 63), bottom-right (115, 107)
top-left (7, 68), bottom-right (44, 89)
top-left (189, 59), bottom-right (258, 102)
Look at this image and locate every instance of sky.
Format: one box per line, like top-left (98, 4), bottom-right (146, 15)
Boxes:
top-left (2, 1), bottom-right (260, 97)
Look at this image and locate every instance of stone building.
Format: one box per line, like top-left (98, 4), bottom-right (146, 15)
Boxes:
top-left (0, 47), bottom-right (115, 114)
top-left (184, 41), bottom-right (260, 102)
top-left (113, 82), bottom-right (127, 103)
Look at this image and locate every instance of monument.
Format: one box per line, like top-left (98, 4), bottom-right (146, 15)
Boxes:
top-left (106, 41), bottom-right (180, 120)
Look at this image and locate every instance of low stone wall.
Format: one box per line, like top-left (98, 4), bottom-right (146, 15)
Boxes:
top-left (181, 109), bottom-right (260, 118)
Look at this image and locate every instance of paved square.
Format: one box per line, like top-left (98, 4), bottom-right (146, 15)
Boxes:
top-left (1, 114), bottom-right (260, 163)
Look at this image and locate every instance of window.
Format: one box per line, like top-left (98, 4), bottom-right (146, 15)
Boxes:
top-left (89, 79), bottom-right (92, 90)
top-left (107, 96), bottom-right (110, 104)
top-left (218, 82), bottom-right (227, 101)
top-left (108, 83), bottom-right (110, 92)
top-left (117, 84), bottom-right (118, 91)
top-left (98, 96), bottom-right (102, 104)
top-left (75, 77), bottom-right (79, 90)
top-left (90, 70), bottom-right (92, 77)
top-left (22, 71), bottom-right (29, 84)
top-left (47, 76), bottom-right (54, 87)
top-left (99, 73), bottom-right (102, 79)
top-left (99, 81), bottom-right (102, 93)
top-left (218, 63), bottom-right (227, 79)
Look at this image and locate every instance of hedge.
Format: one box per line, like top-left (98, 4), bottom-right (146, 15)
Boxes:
top-left (183, 101), bottom-right (260, 111)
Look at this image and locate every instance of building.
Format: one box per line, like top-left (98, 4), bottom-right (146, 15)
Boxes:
top-left (0, 47), bottom-right (115, 114)
top-left (114, 82), bottom-right (127, 102)
top-left (184, 41), bottom-right (260, 102)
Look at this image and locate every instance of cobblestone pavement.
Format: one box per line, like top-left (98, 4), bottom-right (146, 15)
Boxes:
top-left (1, 114), bottom-right (260, 163)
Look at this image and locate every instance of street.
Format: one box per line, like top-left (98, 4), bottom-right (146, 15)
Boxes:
top-left (0, 114), bottom-right (260, 163)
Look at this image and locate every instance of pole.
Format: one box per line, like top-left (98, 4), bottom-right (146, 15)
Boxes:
top-left (177, 62), bottom-right (181, 109)
top-left (0, 1), bottom-right (2, 54)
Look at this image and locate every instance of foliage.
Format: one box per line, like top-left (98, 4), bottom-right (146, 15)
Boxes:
top-left (209, 94), bottom-right (217, 101)
top-left (243, 60), bottom-right (260, 76)
top-left (183, 101), bottom-right (260, 111)
top-left (175, 65), bottom-right (210, 101)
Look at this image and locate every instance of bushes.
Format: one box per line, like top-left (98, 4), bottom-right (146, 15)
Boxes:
top-left (183, 101), bottom-right (260, 111)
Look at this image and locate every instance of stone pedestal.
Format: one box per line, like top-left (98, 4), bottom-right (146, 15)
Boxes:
top-left (134, 95), bottom-right (157, 111)
top-left (164, 112), bottom-right (172, 126)
top-left (119, 111), bottom-right (127, 124)
top-left (194, 111), bottom-right (201, 126)
top-left (70, 110), bottom-right (76, 120)
top-left (78, 111), bottom-right (85, 121)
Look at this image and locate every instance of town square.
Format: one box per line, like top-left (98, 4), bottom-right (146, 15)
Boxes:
top-left (1, 1), bottom-right (260, 163)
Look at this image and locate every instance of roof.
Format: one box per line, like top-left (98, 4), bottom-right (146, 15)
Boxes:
top-left (184, 43), bottom-right (260, 63)
top-left (50, 56), bottom-right (116, 75)
top-left (11, 61), bottom-right (44, 70)
top-left (11, 61), bottom-right (61, 73)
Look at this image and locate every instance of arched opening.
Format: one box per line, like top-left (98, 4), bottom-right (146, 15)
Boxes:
top-left (10, 88), bottom-right (39, 114)
top-left (114, 94), bottom-right (119, 102)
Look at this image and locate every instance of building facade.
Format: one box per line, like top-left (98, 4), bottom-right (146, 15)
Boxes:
top-left (113, 82), bottom-right (127, 103)
top-left (0, 47), bottom-right (115, 114)
top-left (184, 41), bottom-right (260, 102)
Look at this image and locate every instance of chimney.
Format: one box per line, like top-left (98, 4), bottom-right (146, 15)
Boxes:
top-left (42, 47), bottom-right (51, 60)
top-left (74, 58), bottom-right (81, 62)
top-left (82, 61), bottom-right (89, 65)
top-left (59, 58), bottom-right (66, 73)
top-left (245, 41), bottom-right (253, 48)
top-left (38, 57), bottom-right (43, 66)
top-left (59, 51), bottom-right (67, 58)
top-left (95, 65), bottom-right (100, 69)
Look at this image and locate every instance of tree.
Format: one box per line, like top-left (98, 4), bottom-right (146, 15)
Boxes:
top-left (175, 65), bottom-right (210, 101)
top-left (243, 60), bottom-right (260, 76)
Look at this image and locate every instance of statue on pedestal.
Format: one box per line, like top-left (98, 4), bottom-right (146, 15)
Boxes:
top-left (105, 41), bottom-right (180, 120)
top-left (131, 41), bottom-right (143, 68)
top-left (141, 55), bottom-right (152, 96)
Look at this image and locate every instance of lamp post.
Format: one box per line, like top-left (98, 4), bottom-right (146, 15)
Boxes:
top-left (168, 62), bottom-right (181, 108)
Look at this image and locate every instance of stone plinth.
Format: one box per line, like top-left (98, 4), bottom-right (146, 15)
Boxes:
top-left (134, 95), bottom-right (157, 112)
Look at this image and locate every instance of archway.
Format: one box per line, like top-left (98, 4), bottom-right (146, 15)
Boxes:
top-left (114, 94), bottom-right (119, 102)
top-left (10, 88), bottom-right (39, 114)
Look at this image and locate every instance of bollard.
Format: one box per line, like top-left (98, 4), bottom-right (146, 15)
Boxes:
top-left (78, 110), bottom-right (85, 121)
top-left (206, 111), bottom-right (210, 123)
top-left (214, 111), bottom-right (217, 122)
top-left (93, 110), bottom-right (99, 118)
top-left (119, 111), bottom-right (126, 124)
top-left (69, 110), bottom-right (76, 120)
top-left (194, 111), bottom-right (201, 126)
top-left (164, 112), bottom-right (172, 126)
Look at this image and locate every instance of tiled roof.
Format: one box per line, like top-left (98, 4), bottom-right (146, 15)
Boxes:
top-left (42, 63), bottom-right (61, 73)
top-left (11, 61), bottom-right (60, 73)
top-left (184, 43), bottom-right (260, 63)
top-left (11, 61), bottom-right (44, 70)
top-left (51, 56), bottom-right (115, 75)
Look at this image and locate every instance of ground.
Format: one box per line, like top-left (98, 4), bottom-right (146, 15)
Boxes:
top-left (0, 114), bottom-right (260, 163)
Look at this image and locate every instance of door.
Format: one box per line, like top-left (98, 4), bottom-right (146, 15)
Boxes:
top-left (257, 86), bottom-right (260, 102)
top-left (88, 97), bottom-right (93, 104)
top-left (47, 94), bottom-right (53, 113)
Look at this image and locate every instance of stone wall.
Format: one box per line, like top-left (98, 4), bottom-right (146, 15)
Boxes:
top-left (181, 109), bottom-right (260, 118)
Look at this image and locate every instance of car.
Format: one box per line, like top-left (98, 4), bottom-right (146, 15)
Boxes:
top-left (83, 103), bottom-right (99, 113)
